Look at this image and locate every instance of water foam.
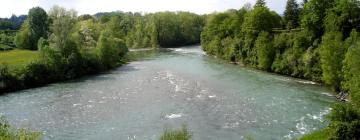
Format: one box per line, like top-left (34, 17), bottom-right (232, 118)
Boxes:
top-left (165, 113), bottom-right (182, 119)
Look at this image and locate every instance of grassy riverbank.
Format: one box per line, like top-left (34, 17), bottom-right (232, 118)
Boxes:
top-left (299, 129), bottom-right (330, 140)
top-left (0, 116), bottom-right (41, 140)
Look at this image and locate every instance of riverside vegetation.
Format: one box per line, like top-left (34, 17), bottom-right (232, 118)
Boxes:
top-left (0, 6), bottom-right (205, 93)
top-left (201, 0), bottom-right (360, 139)
top-left (1, 0), bottom-right (360, 139)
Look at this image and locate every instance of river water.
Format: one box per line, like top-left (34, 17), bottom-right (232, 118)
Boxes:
top-left (0, 46), bottom-right (334, 140)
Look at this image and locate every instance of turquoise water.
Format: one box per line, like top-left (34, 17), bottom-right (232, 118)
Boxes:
top-left (0, 46), bottom-right (334, 140)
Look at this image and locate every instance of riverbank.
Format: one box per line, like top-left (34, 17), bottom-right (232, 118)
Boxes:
top-left (0, 46), bottom-right (334, 139)
top-left (0, 50), bottom-right (127, 94)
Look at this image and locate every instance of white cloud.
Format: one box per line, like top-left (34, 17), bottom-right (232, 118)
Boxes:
top-left (0, 0), bottom-right (289, 18)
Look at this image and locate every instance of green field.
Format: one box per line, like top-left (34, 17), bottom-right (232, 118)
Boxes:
top-left (0, 49), bottom-right (40, 70)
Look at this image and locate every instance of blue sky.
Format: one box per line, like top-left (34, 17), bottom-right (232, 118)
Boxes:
top-left (0, 0), bottom-right (295, 18)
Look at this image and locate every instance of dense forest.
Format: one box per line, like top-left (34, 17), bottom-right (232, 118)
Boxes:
top-left (0, 6), bottom-right (204, 93)
top-left (201, 0), bottom-right (360, 139)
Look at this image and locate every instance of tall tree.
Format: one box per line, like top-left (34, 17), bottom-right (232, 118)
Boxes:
top-left (254, 0), bottom-right (266, 8)
top-left (28, 7), bottom-right (49, 50)
top-left (255, 31), bottom-right (275, 70)
top-left (301, 0), bottom-right (335, 38)
top-left (320, 32), bottom-right (345, 91)
top-left (284, 0), bottom-right (300, 29)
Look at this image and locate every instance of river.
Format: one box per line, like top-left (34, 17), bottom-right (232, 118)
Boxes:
top-left (0, 46), bottom-right (335, 140)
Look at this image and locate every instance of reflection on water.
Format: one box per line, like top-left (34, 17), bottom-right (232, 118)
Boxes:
top-left (0, 46), bottom-right (334, 140)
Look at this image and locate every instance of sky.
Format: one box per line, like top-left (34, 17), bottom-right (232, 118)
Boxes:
top-left (0, 0), bottom-right (292, 18)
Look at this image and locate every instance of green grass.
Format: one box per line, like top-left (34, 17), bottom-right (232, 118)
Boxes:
top-left (159, 125), bottom-right (192, 140)
top-left (0, 116), bottom-right (41, 140)
top-left (0, 49), bottom-right (40, 70)
top-left (298, 128), bottom-right (330, 140)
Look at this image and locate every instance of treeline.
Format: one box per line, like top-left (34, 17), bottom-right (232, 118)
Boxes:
top-left (0, 15), bottom-right (27, 30)
top-left (201, 0), bottom-right (360, 139)
top-left (0, 6), bottom-right (204, 93)
top-left (1, 6), bottom-right (129, 93)
top-left (96, 11), bottom-right (204, 48)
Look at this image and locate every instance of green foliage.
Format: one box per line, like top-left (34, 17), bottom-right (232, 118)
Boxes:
top-left (324, 0), bottom-right (360, 37)
top-left (159, 126), bottom-right (192, 140)
top-left (301, 0), bottom-right (335, 37)
top-left (0, 64), bottom-right (20, 93)
top-left (20, 62), bottom-right (50, 88)
top-left (342, 30), bottom-right (360, 106)
top-left (14, 21), bottom-right (31, 49)
top-left (0, 116), bottom-right (41, 140)
top-left (298, 128), bottom-right (330, 140)
top-left (97, 30), bottom-right (122, 69)
top-left (254, 0), bottom-right (266, 8)
top-left (123, 11), bottom-right (204, 48)
top-left (319, 32), bottom-right (345, 91)
top-left (242, 7), bottom-right (281, 33)
top-left (201, 9), bottom-right (248, 61)
top-left (151, 12), bottom-right (204, 47)
top-left (28, 7), bottom-right (49, 50)
top-left (327, 103), bottom-right (360, 140)
top-left (284, 0), bottom-right (300, 29)
top-left (14, 7), bottom-right (49, 50)
top-left (1, 6), bottom-right (132, 93)
top-left (255, 31), bottom-right (274, 70)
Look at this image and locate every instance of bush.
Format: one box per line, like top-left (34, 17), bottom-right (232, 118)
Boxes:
top-left (0, 116), bottom-right (41, 140)
top-left (159, 126), bottom-right (192, 140)
top-left (327, 104), bottom-right (360, 140)
top-left (255, 31), bottom-right (274, 70)
top-left (20, 62), bottom-right (50, 88)
top-left (320, 32), bottom-right (346, 91)
top-left (0, 64), bottom-right (20, 93)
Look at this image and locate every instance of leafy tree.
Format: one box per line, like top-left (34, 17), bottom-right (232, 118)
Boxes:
top-left (48, 5), bottom-right (77, 56)
top-left (319, 32), bottom-right (345, 91)
top-left (14, 20), bottom-right (31, 49)
top-left (342, 30), bottom-right (360, 106)
top-left (327, 104), bottom-right (360, 140)
top-left (301, 0), bottom-right (335, 37)
top-left (28, 7), bottom-right (49, 50)
top-left (324, 0), bottom-right (360, 37)
top-left (254, 0), bottom-right (266, 8)
top-left (255, 31), bottom-right (274, 70)
top-left (97, 30), bottom-right (121, 69)
top-left (242, 7), bottom-right (281, 33)
top-left (284, 0), bottom-right (300, 29)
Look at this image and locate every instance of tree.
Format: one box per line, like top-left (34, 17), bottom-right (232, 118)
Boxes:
top-left (301, 0), bottom-right (335, 37)
top-left (242, 7), bottom-right (280, 33)
top-left (255, 31), bottom-right (275, 70)
top-left (48, 5), bottom-right (77, 55)
top-left (324, 0), bottom-right (360, 38)
top-left (28, 7), bottom-right (49, 50)
top-left (254, 0), bottom-right (266, 8)
top-left (14, 20), bottom-right (31, 49)
top-left (320, 32), bottom-right (345, 91)
top-left (97, 30), bottom-right (121, 69)
top-left (42, 6), bottom-right (82, 79)
top-left (342, 30), bottom-right (360, 106)
top-left (284, 0), bottom-right (300, 29)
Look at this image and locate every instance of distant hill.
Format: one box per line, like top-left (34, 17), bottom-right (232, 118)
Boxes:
top-left (0, 15), bottom-right (27, 30)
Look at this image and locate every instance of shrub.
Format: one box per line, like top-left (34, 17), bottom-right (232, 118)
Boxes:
top-left (20, 62), bottom-right (50, 88)
top-left (0, 116), bottom-right (41, 140)
top-left (159, 125), bottom-right (192, 140)
top-left (327, 103), bottom-right (360, 140)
